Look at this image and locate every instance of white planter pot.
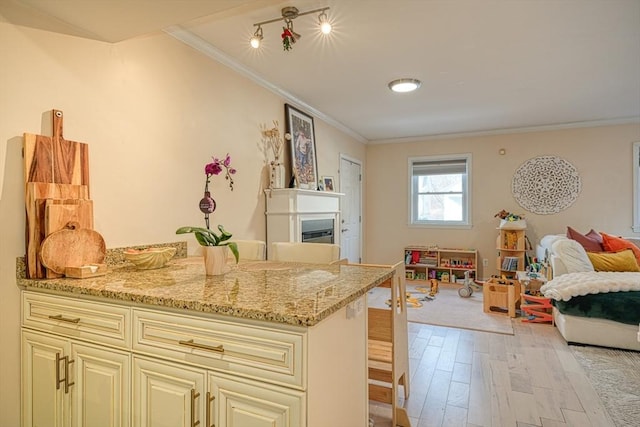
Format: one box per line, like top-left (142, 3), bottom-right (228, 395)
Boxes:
top-left (203, 246), bottom-right (228, 276)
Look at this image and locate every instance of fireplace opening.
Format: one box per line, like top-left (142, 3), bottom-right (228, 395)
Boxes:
top-left (301, 219), bottom-right (334, 244)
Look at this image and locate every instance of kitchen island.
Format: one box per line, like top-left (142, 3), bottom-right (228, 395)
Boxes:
top-left (18, 257), bottom-right (394, 427)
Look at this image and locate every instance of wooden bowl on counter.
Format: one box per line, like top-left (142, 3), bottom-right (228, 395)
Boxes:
top-left (124, 247), bottom-right (177, 270)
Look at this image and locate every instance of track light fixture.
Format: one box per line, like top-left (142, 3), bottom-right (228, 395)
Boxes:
top-left (250, 6), bottom-right (331, 51)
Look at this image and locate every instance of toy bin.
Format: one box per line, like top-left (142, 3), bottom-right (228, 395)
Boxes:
top-left (483, 278), bottom-right (521, 317)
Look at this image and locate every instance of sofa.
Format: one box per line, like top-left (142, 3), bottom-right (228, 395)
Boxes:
top-left (537, 229), bottom-right (640, 351)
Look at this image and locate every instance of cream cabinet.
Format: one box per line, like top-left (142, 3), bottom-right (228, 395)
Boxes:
top-left (22, 290), bottom-right (368, 427)
top-left (133, 355), bottom-right (304, 427)
top-left (21, 292), bottom-right (132, 427)
top-left (22, 330), bottom-right (70, 427)
top-left (22, 329), bottom-right (130, 427)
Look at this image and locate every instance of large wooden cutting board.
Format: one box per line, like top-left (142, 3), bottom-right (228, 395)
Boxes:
top-left (23, 109), bottom-right (93, 279)
top-left (24, 110), bottom-right (90, 187)
top-left (40, 223), bottom-right (105, 275)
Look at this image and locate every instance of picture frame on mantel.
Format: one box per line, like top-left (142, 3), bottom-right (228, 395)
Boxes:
top-left (285, 104), bottom-right (319, 190)
top-left (321, 176), bottom-right (335, 192)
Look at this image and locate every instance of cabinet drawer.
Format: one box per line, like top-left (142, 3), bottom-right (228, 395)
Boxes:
top-left (22, 291), bottom-right (131, 349)
top-left (132, 308), bottom-right (305, 389)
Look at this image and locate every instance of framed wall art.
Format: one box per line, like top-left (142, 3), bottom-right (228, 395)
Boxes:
top-left (285, 104), bottom-right (319, 190)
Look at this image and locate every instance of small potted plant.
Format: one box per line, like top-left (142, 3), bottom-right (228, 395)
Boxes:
top-left (176, 154), bottom-right (239, 275)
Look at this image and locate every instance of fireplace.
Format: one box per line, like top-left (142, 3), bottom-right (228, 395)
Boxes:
top-left (265, 189), bottom-right (342, 259)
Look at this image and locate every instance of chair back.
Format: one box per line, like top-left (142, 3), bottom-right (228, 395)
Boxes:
top-left (229, 240), bottom-right (266, 261)
top-left (270, 242), bottom-right (340, 264)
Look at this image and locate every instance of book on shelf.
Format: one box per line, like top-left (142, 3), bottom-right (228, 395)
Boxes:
top-left (501, 256), bottom-right (520, 271)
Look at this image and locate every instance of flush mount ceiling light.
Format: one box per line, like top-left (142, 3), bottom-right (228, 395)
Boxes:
top-left (388, 78), bottom-right (422, 93)
top-left (250, 6), bottom-right (331, 51)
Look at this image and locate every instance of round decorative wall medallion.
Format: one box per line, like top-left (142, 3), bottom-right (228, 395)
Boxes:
top-left (511, 156), bottom-right (581, 214)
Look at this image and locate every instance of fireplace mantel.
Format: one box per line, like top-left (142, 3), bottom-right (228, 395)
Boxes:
top-left (265, 189), bottom-right (343, 259)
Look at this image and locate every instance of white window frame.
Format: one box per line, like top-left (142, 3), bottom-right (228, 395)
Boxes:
top-left (633, 142), bottom-right (640, 232)
top-left (408, 154), bottom-right (472, 228)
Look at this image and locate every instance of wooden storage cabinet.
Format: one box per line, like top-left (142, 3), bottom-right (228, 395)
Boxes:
top-left (496, 228), bottom-right (526, 278)
top-left (22, 290), bottom-right (368, 427)
top-left (404, 246), bottom-right (477, 283)
top-left (133, 356), bottom-right (304, 427)
top-left (22, 329), bottom-right (131, 427)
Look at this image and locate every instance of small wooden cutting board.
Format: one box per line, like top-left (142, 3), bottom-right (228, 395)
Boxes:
top-left (40, 222), bottom-right (105, 275)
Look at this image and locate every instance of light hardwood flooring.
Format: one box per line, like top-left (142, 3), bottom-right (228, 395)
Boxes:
top-left (369, 320), bottom-right (616, 427)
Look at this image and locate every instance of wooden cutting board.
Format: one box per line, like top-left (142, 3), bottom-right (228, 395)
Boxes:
top-left (23, 109), bottom-right (92, 279)
top-left (42, 199), bottom-right (94, 278)
top-left (44, 199), bottom-right (93, 235)
top-left (25, 182), bottom-right (90, 279)
top-left (24, 110), bottom-right (90, 187)
top-left (40, 223), bottom-right (105, 275)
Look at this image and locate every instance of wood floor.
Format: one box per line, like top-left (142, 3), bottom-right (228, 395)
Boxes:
top-left (369, 320), bottom-right (616, 427)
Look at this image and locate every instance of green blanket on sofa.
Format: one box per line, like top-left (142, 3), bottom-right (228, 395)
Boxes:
top-left (553, 291), bottom-right (640, 325)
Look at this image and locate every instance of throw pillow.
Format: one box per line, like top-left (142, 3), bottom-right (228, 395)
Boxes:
top-left (552, 239), bottom-right (595, 273)
top-left (566, 227), bottom-right (604, 252)
top-left (600, 232), bottom-right (640, 264)
top-left (586, 249), bottom-right (640, 272)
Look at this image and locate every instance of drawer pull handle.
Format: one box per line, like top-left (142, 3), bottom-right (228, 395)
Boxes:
top-left (48, 314), bottom-right (80, 324)
top-left (179, 339), bottom-right (224, 354)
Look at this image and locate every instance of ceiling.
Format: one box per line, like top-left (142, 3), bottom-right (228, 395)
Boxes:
top-left (2, 0), bottom-right (639, 143)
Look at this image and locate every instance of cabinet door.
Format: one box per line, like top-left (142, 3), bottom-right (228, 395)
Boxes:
top-left (209, 372), bottom-right (304, 427)
top-left (22, 330), bottom-right (71, 427)
top-left (71, 342), bottom-right (130, 427)
top-left (133, 356), bottom-right (206, 427)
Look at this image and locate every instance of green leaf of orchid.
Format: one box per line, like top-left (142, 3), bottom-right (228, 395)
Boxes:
top-left (217, 224), bottom-right (233, 243)
top-left (224, 242), bottom-right (239, 263)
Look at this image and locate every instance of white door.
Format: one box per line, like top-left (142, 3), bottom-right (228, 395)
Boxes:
top-left (22, 330), bottom-right (70, 427)
top-left (339, 156), bottom-right (362, 263)
top-left (133, 356), bottom-right (206, 427)
top-left (209, 372), bottom-right (304, 427)
top-left (71, 342), bottom-right (131, 427)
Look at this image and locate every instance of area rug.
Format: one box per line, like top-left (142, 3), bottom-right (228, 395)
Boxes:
top-left (368, 283), bottom-right (514, 335)
top-left (569, 345), bottom-right (640, 427)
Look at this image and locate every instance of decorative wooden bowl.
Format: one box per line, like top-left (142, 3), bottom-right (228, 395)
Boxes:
top-left (124, 247), bottom-right (176, 270)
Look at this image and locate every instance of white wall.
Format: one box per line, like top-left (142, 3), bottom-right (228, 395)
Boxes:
top-left (365, 124), bottom-right (640, 272)
top-left (0, 22), bottom-right (365, 425)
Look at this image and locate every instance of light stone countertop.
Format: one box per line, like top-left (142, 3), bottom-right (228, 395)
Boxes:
top-left (17, 257), bottom-right (394, 327)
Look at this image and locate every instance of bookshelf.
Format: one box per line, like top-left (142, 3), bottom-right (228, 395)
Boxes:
top-left (496, 228), bottom-right (526, 278)
top-left (404, 246), bottom-right (477, 284)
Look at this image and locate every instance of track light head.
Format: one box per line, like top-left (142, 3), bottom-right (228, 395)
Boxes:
top-left (250, 25), bottom-right (263, 49)
top-left (318, 10), bottom-right (332, 34)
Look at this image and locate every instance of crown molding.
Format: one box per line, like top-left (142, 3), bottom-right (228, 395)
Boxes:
top-left (369, 116), bottom-right (640, 145)
top-left (164, 25), bottom-right (368, 144)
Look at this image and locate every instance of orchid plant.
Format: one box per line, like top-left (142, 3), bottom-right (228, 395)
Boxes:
top-left (176, 153), bottom-right (239, 263)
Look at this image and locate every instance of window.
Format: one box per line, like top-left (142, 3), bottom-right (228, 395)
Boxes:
top-left (409, 154), bottom-right (471, 227)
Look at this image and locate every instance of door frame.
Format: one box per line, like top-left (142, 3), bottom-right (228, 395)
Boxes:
top-left (339, 153), bottom-right (363, 263)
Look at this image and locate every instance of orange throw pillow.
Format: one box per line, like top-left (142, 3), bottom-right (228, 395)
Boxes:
top-left (600, 232), bottom-right (640, 264)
